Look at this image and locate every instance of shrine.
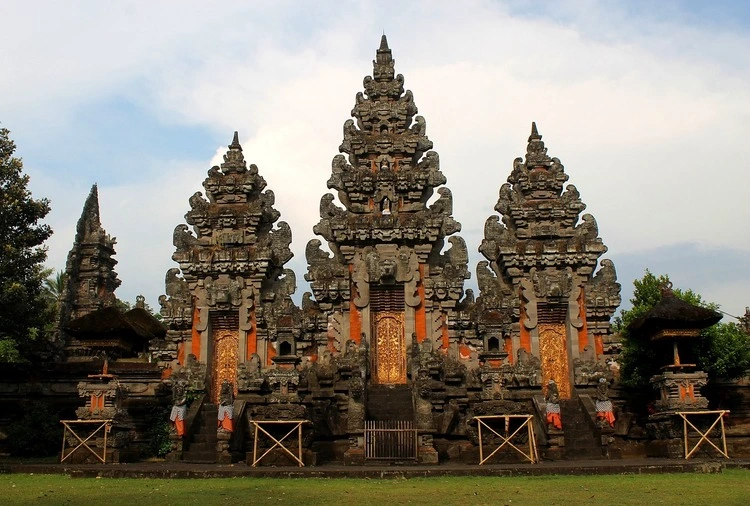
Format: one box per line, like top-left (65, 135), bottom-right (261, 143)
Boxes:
top-left (0, 36), bottom-right (747, 466)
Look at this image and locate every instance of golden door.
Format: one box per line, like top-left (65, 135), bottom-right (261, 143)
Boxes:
top-left (538, 323), bottom-right (572, 399)
top-left (372, 312), bottom-right (406, 385)
top-left (211, 329), bottom-right (239, 403)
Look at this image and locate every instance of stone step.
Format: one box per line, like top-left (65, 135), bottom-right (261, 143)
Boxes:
top-left (366, 385), bottom-right (414, 421)
top-left (187, 442), bottom-right (214, 452)
top-left (192, 434), bottom-right (218, 444)
top-left (560, 396), bottom-right (604, 460)
top-left (182, 451), bottom-right (216, 464)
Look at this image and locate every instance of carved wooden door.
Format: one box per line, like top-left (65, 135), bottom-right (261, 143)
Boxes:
top-left (372, 312), bottom-right (406, 385)
top-left (211, 328), bottom-right (239, 403)
top-left (538, 323), bottom-right (572, 399)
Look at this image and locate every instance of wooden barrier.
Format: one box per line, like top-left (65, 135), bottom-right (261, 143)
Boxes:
top-left (676, 410), bottom-right (730, 459)
top-left (475, 414), bottom-right (539, 464)
top-left (60, 419), bottom-right (112, 464)
top-left (250, 420), bottom-right (308, 467)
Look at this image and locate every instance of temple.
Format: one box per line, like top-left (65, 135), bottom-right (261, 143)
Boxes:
top-left (0, 37), bottom-right (747, 465)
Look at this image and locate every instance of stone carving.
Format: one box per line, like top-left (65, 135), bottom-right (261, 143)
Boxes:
top-left (76, 377), bottom-right (125, 421)
top-left (237, 353), bottom-right (265, 392)
top-left (158, 268), bottom-right (191, 322)
top-left (266, 368), bottom-right (301, 402)
top-left (170, 354), bottom-right (206, 392)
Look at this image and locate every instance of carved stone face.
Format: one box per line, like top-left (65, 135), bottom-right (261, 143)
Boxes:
top-left (380, 259), bottom-right (396, 281)
top-left (350, 377), bottom-right (363, 399)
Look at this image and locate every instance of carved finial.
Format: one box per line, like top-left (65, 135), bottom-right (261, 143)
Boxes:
top-left (76, 184), bottom-right (103, 240)
top-left (230, 131), bottom-right (241, 150)
top-left (379, 34), bottom-right (389, 51)
top-left (373, 34), bottom-right (394, 81)
top-left (221, 131), bottom-right (247, 173)
top-left (525, 121), bottom-right (551, 168)
top-left (659, 280), bottom-right (674, 297)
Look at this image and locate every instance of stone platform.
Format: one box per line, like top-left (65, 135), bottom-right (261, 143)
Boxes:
top-left (1, 459), bottom-right (748, 479)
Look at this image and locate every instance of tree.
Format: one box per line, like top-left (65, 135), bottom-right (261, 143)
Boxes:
top-left (0, 127), bottom-right (53, 362)
top-left (615, 270), bottom-right (750, 388)
top-left (42, 269), bottom-right (67, 305)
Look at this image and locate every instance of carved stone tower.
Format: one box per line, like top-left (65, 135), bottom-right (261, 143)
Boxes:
top-left (58, 184), bottom-right (121, 349)
top-left (478, 124), bottom-right (621, 398)
top-left (159, 133), bottom-right (298, 402)
top-left (305, 35), bottom-right (469, 387)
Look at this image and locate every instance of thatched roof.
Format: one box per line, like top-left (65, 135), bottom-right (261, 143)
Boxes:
top-left (65, 306), bottom-right (167, 341)
top-left (628, 291), bottom-right (722, 337)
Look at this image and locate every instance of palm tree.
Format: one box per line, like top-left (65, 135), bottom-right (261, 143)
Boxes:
top-left (43, 270), bottom-right (67, 307)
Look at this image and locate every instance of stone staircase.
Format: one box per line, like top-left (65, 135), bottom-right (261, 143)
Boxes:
top-left (182, 403), bottom-right (218, 463)
top-left (366, 384), bottom-right (414, 421)
top-left (560, 395), bottom-right (605, 460)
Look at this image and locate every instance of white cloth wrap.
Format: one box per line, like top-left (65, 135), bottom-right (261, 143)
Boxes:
top-left (170, 405), bottom-right (186, 422)
top-left (545, 402), bottom-right (560, 414)
top-left (218, 404), bottom-right (233, 421)
top-left (596, 400), bottom-right (613, 412)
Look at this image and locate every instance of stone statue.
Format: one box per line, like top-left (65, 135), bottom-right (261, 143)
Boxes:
top-left (170, 381), bottom-right (188, 437)
top-left (218, 380), bottom-right (234, 432)
top-left (595, 377), bottom-right (615, 428)
top-left (545, 379), bottom-right (562, 430)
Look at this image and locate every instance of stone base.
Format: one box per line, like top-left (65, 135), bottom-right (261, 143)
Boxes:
top-left (540, 446), bottom-right (565, 461)
top-left (646, 439), bottom-right (683, 459)
top-left (245, 447), bottom-right (318, 466)
top-left (164, 452), bottom-right (182, 462)
top-left (418, 446), bottom-right (439, 464)
top-left (343, 447), bottom-right (365, 465)
top-left (60, 447), bottom-right (135, 464)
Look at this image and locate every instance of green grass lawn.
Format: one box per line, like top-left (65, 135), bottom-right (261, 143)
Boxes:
top-left (2, 470), bottom-right (749, 506)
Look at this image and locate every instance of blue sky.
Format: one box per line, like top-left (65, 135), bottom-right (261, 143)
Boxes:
top-left (1, 0), bottom-right (748, 322)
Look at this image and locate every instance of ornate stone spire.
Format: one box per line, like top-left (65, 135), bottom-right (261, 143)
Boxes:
top-left (59, 184), bottom-right (121, 345)
top-left (306, 36), bottom-right (468, 355)
top-left (157, 132), bottom-right (299, 382)
top-left (478, 124), bottom-right (620, 382)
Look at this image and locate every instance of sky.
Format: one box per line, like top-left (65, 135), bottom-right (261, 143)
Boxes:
top-left (1, 0), bottom-right (748, 322)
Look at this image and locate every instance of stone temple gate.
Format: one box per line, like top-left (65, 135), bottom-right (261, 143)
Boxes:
top-left (134, 36), bottom-right (624, 464)
top-left (32, 35), bottom-right (747, 466)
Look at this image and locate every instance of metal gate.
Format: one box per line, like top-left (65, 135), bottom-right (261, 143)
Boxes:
top-left (364, 420), bottom-right (418, 460)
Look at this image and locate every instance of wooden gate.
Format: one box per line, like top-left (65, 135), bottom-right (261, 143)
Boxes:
top-left (364, 420), bottom-right (418, 460)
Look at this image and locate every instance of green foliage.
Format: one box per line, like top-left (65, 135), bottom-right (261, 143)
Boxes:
top-left (0, 127), bottom-right (53, 362)
top-left (145, 406), bottom-right (173, 457)
top-left (6, 401), bottom-right (62, 457)
top-left (698, 322), bottom-right (750, 379)
top-left (42, 270), bottom-right (66, 306)
top-left (617, 270), bottom-right (750, 388)
top-left (115, 298), bottom-right (132, 312)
